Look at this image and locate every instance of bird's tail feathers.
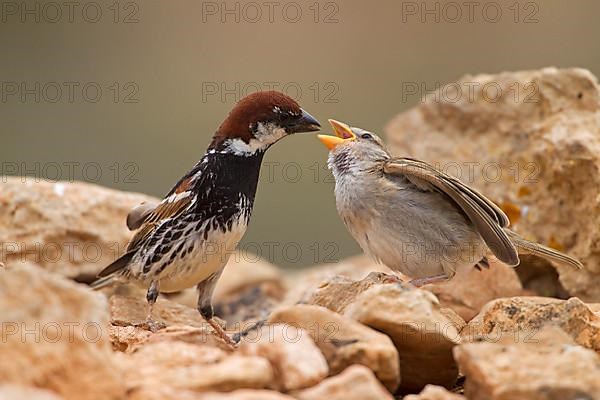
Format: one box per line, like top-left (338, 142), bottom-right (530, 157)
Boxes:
top-left (505, 229), bottom-right (583, 270)
top-left (89, 275), bottom-right (116, 290)
top-left (90, 250), bottom-right (135, 290)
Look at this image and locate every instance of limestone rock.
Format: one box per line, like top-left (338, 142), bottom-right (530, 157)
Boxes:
top-left (404, 385), bottom-right (466, 400)
top-left (439, 308), bottom-right (467, 332)
top-left (110, 324), bottom-right (234, 354)
top-left (213, 255), bottom-right (285, 303)
top-left (293, 365), bottom-right (394, 400)
top-left (129, 388), bottom-right (295, 400)
top-left (239, 324), bottom-right (328, 391)
top-left (197, 390), bottom-right (296, 400)
top-left (344, 284), bottom-right (460, 392)
top-left (109, 294), bottom-right (232, 350)
top-left (0, 385), bottom-right (63, 400)
top-left (0, 264), bottom-right (125, 400)
top-left (423, 259), bottom-right (526, 321)
top-left (110, 293), bottom-right (206, 328)
top-left (268, 304), bottom-right (400, 392)
top-left (128, 387), bottom-right (208, 400)
top-left (109, 325), bottom-right (152, 352)
top-left (213, 284), bottom-right (283, 327)
top-left (454, 327), bottom-right (600, 399)
top-left (305, 272), bottom-right (401, 313)
top-left (463, 296), bottom-right (600, 353)
top-left (122, 341), bottom-right (273, 393)
top-left (0, 177), bottom-right (156, 279)
top-left (386, 67), bottom-right (600, 301)
top-left (284, 255), bottom-right (395, 305)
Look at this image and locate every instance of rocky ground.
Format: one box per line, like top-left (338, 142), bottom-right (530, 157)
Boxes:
top-left (2, 68), bottom-right (600, 400)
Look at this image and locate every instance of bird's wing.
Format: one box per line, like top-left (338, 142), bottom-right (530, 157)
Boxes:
top-left (383, 157), bottom-right (519, 266)
top-left (95, 175), bottom-right (196, 280)
top-left (127, 201), bottom-right (159, 230)
top-left (96, 193), bottom-right (192, 279)
top-left (125, 173), bottom-right (197, 251)
top-left (127, 191), bottom-right (194, 251)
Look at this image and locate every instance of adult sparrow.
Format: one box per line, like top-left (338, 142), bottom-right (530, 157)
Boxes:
top-left (92, 91), bottom-right (320, 344)
top-left (318, 119), bottom-right (582, 286)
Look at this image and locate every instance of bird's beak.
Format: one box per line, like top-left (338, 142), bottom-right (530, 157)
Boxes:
top-left (317, 119), bottom-right (356, 150)
top-left (288, 109), bottom-right (321, 133)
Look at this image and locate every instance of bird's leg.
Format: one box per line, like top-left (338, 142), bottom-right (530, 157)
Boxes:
top-left (197, 269), bottom-right (236, 349)
top-left (201, 306), bottom-right (236, 348)
top-left (409, 274), bottom-right (448, 287)
top-left (136, 280), bottom-right (166, 332)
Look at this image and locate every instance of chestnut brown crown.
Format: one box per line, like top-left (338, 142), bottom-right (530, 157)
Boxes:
top-left (210, 91), bottom-right (320, 150)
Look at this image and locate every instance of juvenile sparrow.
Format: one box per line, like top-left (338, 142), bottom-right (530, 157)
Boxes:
top-left (318, 119), bottom-right (582, 286)
top-left (92, 91), bottom-right (320, 344)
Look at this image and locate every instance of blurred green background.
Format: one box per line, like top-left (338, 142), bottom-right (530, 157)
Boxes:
top-left (2, 0), bottom-right (599, 269)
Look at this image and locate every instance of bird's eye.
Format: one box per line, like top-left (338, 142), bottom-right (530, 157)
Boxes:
top-left (361, 133), bottom-right (373, 140)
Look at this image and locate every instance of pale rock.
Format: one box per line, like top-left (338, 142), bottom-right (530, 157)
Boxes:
top-left (0, 264), bottom-right (125, 400)
top-left (463, 296), bottom-right (600, 353)
top-left (0, 385), bottom-right (63, 400)
top-left (404, 385), bottom-right (466, 400)
top-left (454, 326), bottom-right (600, 399)
top-left (110, 290), bottom-right (206, 328)
top-left (293, 365), bottom-right (394, 400)
top-left (213, 284), bottom-right (283, 327)
top-left (213, 255), bottom-right (285, 303)
top-left (128, 386), bottom-right (208, 400)
top-left (108, 294), bottom-right (231, 350)
top-left (439, 307), bottom-right (467, 332)
top-left (305, 271), bottom-right (401, 313)
top-left (122, 341), bottom-right (273, 393)
top-left (239, 324), bottom-right (328, 391)
top-left (423, 259), bottom-right (525, 321)
top-left (197, 390), bottom-right (296, 399)
top-left (108, 325), bottom-right (152, 352)
top-left (344, 284), bottom-right (461, 392)
top-left (268, 304), bottom-right (400, 392)
top-left (129, 388), bottom-right (294, 400)
top-left (0, 177), bottom-right (156, 278)
top-left (284, 255), bottom-right (394, 305)
top-left (386, 67), bottom-right (600, 302)
top-left (110, 324), bottom-right (233, 353)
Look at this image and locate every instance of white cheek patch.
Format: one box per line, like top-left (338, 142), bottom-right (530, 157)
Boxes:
top-left (254, 122), bottom-right (287, 142)
top-left (225, 122), bottom-right (287, 156)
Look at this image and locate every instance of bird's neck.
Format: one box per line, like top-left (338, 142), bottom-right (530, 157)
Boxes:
top-left (205, 150), bottom-right (265, 199)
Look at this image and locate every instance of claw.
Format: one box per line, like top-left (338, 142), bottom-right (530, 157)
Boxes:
top-left (135, 318), bottom-right (166, 333)
top-left (409, 274), bottom-right (448, 287)
top-left (475, 257), bottom-right (490, 271)
top-left (206, 318), bottom-right (237, 349)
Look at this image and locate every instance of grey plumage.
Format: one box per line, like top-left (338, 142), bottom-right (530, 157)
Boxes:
top-left (321, 121), bottom-right (582, 281)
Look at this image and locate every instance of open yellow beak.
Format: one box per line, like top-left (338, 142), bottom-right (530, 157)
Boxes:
top-left (317, 119), bottom-right (356, 151)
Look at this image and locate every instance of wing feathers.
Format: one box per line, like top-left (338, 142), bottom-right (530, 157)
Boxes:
top-left (383, 158), bottom-right (519, 266)
top-left (127, 193), bottom-right (193, 251)
top-left (95, 250), bottom-right (136, 278)
top-left (505, 230), bottom-right (583, 269)
top-left (126, 201), bottom-right (158, 230)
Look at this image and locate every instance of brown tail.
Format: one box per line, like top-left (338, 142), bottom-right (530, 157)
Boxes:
top-left (505, 229), bottom-right (583, 269)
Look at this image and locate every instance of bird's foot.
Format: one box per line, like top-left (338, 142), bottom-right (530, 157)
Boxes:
top-left (135, 317), bottom-right (166, 333)
top-left (378, 272), bottom-right (403, 284)
top-left (474, 257), bottom-right (490, 271)
top-left (409, 274), bottom-right (448, 288)
top-left (206, 318), bottom-right (237, 349)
